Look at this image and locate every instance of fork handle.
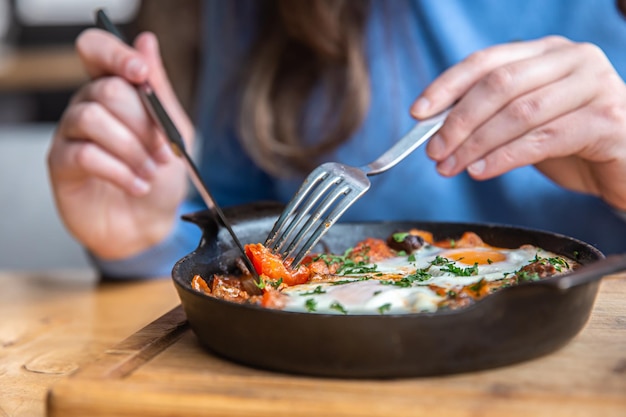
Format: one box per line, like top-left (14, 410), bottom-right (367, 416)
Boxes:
top-left (362, 108), bottom-right (451, 176)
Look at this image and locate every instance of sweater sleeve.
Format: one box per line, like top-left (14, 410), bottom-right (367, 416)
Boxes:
top-left (89, 200), bottom-right (204, 280)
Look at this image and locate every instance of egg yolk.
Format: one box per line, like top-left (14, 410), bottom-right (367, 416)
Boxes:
top-left (443, 249), bottom-right (506, 265)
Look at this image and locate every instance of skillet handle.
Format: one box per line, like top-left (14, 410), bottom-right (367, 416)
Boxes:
top-left (546, 253), bottom-right (626, 290)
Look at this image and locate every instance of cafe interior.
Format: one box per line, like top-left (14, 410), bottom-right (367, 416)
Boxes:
top-left (0, 1), bottom-right (624, 416)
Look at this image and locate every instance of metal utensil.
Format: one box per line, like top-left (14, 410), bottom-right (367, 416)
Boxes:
top-left (95, 9), bottom-right (262, 294)
top-left (265, 108), bottom-right (450, 267)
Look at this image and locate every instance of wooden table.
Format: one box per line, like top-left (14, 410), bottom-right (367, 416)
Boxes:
top-left (0, 46), bottom-right (87, 91)
top-left (0, 270), bottom-right (179, 417)
top-left (1, 270), bottom-right (625, 417)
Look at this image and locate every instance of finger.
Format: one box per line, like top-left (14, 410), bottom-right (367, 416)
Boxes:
top-left (437, 69), bottom-right (597, 177)
top-left (60, 101), bottom-right (159, 181)
top-left (463, 112), bottom-right (594, 183)
top-left (427, 43), bottom-right (582, 161)
top-left (70, 77), bottom-right (171, 163)
top-left (62, 140), bottom-right (152, 197)
top-left (411, 36), bottom-right (570, 118)
top-left (76, 28), bottom-right (149, 83)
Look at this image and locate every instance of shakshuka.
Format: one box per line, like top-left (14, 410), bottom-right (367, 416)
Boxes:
top-left (190, 229), bottom-right (578, 315)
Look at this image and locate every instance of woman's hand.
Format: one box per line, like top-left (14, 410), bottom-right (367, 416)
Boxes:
top-left (411, 36), bottom-right (626, 211)
top-left (47, 29), bottom-right (193, 260)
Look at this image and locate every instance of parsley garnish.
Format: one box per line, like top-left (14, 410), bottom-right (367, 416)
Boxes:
top-left (469, 279), bottom-right (486, 293)
top-left (330, 277), bottom-right (371, 286)
top-left (517, 271), bottom-right (540, 282)
top-left (431, 256), bottom-right (479, 276)
top-left (269, 278), bottom-right (283, 289)
top-left (431, 255), bottom-right (449, 266)
top-left (330, 302), bottom-right (348, 314)
top-left (314, 249), bottom-right (378, 275)
top-left (381, 269), bottom-right (432, 287)
top-left (392, 232), bottom-right (409, 242)
top-left (408, 253), bottom-right (416, 262)
top-left (532, 254), bottom-right (570, 272)
top-left (378, 303), bottom-right (392, 314)
top-left (305, 298), bottom-right (317, 312)
top-left (300, 285), bottom-right (326, 296)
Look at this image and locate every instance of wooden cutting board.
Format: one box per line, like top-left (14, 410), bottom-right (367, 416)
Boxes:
top-left (47, 279), bottom-right (626, 417)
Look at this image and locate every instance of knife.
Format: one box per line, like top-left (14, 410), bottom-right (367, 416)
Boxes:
top-left (94, 9), bottom-right (262, 292)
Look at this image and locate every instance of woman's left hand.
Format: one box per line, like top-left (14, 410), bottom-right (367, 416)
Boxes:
top-left (411, 36), bottom-right (626, 211)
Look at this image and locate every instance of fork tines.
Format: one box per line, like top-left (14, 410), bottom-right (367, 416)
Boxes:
top-left (265, 163), bottom-right (370, 266)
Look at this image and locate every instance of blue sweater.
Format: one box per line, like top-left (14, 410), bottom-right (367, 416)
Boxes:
top-left (98, 0), bottom-right (626, 278)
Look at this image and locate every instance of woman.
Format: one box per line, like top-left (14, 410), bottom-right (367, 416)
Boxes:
top-left (47, 0), bottom-right (626, 278)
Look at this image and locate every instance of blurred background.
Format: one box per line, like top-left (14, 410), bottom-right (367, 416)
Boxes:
top-left (0, 0), bottom-right (200, 270)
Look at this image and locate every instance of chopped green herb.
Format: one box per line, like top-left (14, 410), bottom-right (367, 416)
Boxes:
top-left (255, 278), bottom-right (266, 289)
top-left (469, 279), bottom-right (486, 293)
top-left (315, 249), bottom-right (378, 275)
top-left (373, 290), bottom-right (382, 296)
top-left (380, 269), bottom-right (432, 287)
top-left (378, 303), bottom-right (392, 314)
top-left (547, 256), bottom-right (569, 271)
top-left (330, 277), bottom-right (371, 286)
top-left (392, 232), bottom-right (409, 242)
top-left (300, 285), bottom-right (326, 296)
top-left (431, 255), bottom-right (449, 266)
top-left (517, 271), bottom-right (540, 282)
top-left (429, 256), bottom-right (479, 276)
top-left (269, 278), bottom-right (283, 289)
top-left (305, 298), bottom-right (317, 312)
top-left (532, 254), bottom-right (570, 272)
top-left (338, 261), bottom-right (378, 275)
top-left (396, 250), bottom-right (407, 256)
top-left (330, 301), bottom-right (348, 314)
top-left (408, 253), bottom-right (416, 262)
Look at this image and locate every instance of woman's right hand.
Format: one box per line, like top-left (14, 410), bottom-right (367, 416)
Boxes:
top-left (47, 29), bottom-right (193, 260)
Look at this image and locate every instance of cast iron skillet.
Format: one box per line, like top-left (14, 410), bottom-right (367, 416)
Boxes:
top-left (172, 202), bottom-right (626, 378)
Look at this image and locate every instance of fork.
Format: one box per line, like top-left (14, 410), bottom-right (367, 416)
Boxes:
top-left (265, 108), bottom-right (451, 267)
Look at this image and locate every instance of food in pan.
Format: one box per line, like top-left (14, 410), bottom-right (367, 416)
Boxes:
top-left (191, 229), bottom-right (578, 314)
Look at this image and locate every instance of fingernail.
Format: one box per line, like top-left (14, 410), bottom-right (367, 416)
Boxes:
top-left (132, 177), bottom-right (151, 195)
top-left (411, 97), bottom-right (430, 117)
top-left (139, 158), bottom-right (157, 179)
top-left (438, 154), bottom-right (456, 175)
top-left (468, 159), bottom-right (486, 176)
top-left (153, 143), bottom-right (172, 164)
top-left (428, 133), bottom-right (445, 159)
top-left (126, 58), bottom-right (147, 79)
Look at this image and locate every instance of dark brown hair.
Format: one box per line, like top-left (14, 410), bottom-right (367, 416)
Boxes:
top-left (238, 0), bottom-right (371, 177)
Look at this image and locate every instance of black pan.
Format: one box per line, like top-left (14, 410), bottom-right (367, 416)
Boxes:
top-left (172, 202), bottom-right (626, 378)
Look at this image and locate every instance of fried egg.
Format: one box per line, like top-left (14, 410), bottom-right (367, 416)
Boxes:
top-left (280, 244), bottom-right (570, 315)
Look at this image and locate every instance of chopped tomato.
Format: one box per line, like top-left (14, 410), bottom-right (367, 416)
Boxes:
top-left (436, 231), bottom-right (486, 248)
top-left (352, 238), bottom-right (395, 262)
top-left (191, 274), bottom-right (211, 294)
top-left (260, 288), bottom-right (287, 309)
top-left (245, 243), bottom-right (311, 286)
